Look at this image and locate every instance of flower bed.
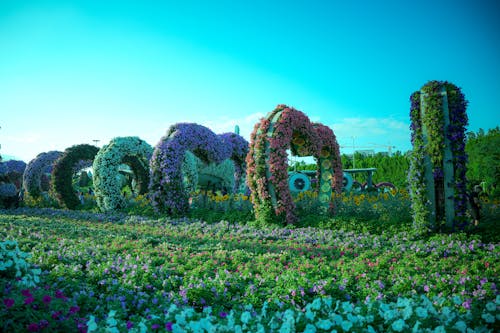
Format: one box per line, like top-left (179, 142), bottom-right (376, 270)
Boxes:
top-left (1, 209), bottom-right (498, 332)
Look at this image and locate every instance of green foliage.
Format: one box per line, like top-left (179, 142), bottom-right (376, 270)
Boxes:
top-left (466, 127), bottom-right (500, 197)
top-left (78, 171), bottom-right (91, 187)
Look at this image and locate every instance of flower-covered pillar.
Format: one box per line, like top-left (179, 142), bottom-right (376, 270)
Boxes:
top-left (409, 81), bottom-right (468, 232)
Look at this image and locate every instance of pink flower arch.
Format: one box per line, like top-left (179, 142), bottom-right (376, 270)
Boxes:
top-left (246, 105), bottom-right (342, 225)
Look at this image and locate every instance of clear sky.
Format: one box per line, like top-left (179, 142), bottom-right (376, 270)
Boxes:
top-left (1, 0), bottom-right (499, 162)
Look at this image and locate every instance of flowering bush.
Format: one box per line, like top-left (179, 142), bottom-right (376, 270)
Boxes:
top-left (149, 123), bottom-right (247, 215)
top-left (23, 151), bottom-right (63, 198)
top-left (0, 208), bottom-right (498, 331)
top-left (52, 145), bottom-right (99, 209)
top-left (409, 81), bottom-right (469, 233)
top-left (246, 105), bottom-right (342, 225)
top-left (93, 137), bottom-right (153, 212)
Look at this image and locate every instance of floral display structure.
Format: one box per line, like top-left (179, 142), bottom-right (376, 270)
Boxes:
top-left (218, 132), bottom-right (249, 192)
top-left (0, 160), bottom-right (26, 191)
top-left (149, 123), bottom-right (248, 214)
top-left (92, 137), bottom-right (153, 212)
top-left (22, 151), bottom-right (63, 198)
top-left (52, 144), bottom-right (99, 209)
top-left (409, 80), bottom-right (469, 232)
top-left (246, 104), bottom-right (342, 225)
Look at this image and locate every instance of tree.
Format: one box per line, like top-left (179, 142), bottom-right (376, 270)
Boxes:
top-left (466, 127), bottom-right (500, 197)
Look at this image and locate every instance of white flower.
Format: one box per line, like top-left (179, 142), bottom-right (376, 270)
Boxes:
top-left (391, 319), bottom-right (406, 332)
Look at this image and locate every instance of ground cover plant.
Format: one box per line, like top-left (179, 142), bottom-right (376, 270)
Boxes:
top-left (1, 197), bottom-right (498, 332)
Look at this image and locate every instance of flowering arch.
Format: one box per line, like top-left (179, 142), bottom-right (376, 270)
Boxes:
top-left (23, 151), bottom-right (63, 198)
top-left (92, 137), bottom-right (153, 212)
top-left (52, 144), bottom-right (99, 209)
top-left (246, 105), bottom-right (342, 225)
top-left (149, 123), bottom-right (248, 214)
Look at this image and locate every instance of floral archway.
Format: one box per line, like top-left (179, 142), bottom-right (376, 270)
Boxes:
top-left (23, 151), bottom-right (63, 198)
top-left (149, 123), bottom-right (248, 214)
top-left (92, 137), bottom-right (153, 212)
top-left (246, 105), bottom-right (342, 225)
top-left (52, 144), bottom-right (99, 209)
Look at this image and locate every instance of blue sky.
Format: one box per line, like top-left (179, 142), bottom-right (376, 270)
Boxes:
top-left (1, 0), bottom-right (499, 162)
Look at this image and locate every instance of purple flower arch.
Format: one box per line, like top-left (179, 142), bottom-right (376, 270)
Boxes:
top-left (149, 123), bottom-right (248, 214)
top-left (246, 105), bottom-right (342, 225)
top-left (23, 151), bottom-right (63, 198)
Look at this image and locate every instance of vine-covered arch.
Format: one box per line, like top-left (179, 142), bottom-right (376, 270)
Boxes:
top-left (52, 144), bottom-right (99, 209)
top-left (246, 105), bottom-right (342, 225)
top-left (23, 151), bottom-right (63, 198)
top-left (149, 123), bottom-right (248, 214)
top-left (93, 137), bottom-right (153, 212)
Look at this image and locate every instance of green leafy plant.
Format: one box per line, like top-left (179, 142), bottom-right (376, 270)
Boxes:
top-left (0, 240), bottom-right (40, 288)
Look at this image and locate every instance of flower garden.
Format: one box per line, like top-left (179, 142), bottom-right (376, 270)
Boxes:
top-left (1, 97), bottom-right (499, 332)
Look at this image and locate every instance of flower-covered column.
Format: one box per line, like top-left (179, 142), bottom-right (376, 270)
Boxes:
top-left (409, 81), bottom-right (469, 232)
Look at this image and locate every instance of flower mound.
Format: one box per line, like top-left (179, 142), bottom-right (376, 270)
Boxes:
top-left (52, 145), bottom-right (99, 209)
top-left (93, 137), bottom-right (153, 212)
top-left (23, 151), bottom-right (63, 198)
top-left (246, 104), bottom-right (342, 225)
top-left (149, 123), bottom-right (248, 214)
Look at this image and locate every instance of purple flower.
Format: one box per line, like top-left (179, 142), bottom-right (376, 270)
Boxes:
top-left (42, 295), bottom-right (52, 305)
top-left (219, 311), bottom-right (228, 318)
top-left (27, 323), bottom-right (40, 332)
top-left (127, 321), bottom-right (133, 330)
top-left (21, 289), bottom-right (32, 297)
top-left (55, 290), bottom-right (66, 299)
top-left (24, 297), bottom-right (35, 305)
top-left (165, 322), bottom-right (173, 331)
top-left (3, 298), bottom-right (14, 308)
top-left (69, 306), bottom-right (80, 314)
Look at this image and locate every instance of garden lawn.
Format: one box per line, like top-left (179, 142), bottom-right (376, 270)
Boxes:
top-left (1, 208), bottom-right (499, 332)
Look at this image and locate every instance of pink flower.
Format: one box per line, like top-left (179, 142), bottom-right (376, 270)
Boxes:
top-left (24, 297), bottom-right (35, 305)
